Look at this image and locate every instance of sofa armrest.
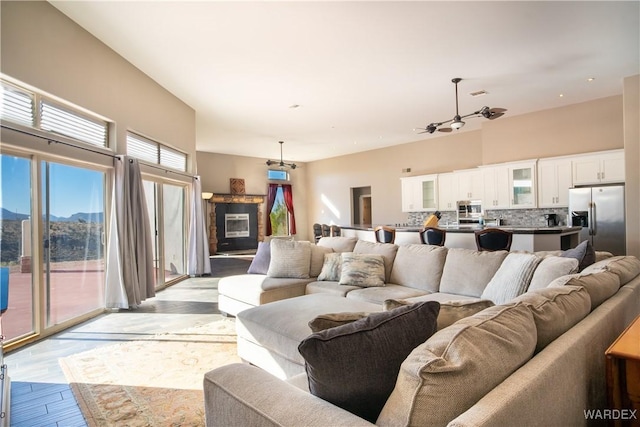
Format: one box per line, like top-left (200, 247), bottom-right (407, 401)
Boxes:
top-left (204, 363), bottom-right (375, 427)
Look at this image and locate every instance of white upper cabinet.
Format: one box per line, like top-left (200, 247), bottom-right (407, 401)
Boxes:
top-left (456, 169), bottom-right (484, 201)
top-left (437, 172), bottom-right (458, 211)
top-left (482, 166), bottom-right (510, 209)
top-left (508, 161), bottom-right (537, 208)
top-left (538, 158), bottom-right (573, 207)
top-left (401, 175), bottom-right (438, 212)
top-left (572, 149), bottom-right (625, 185)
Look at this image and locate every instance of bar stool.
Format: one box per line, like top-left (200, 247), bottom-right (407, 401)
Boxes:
top-left (312, 223), bottom-right (323, 243)
top-left (374, 226), bottom-right (396, 244)
top-left (419, 227), bottom-right (446, 246)
top-left (475, 228), bottom-right (513, 252)
top-left (330, 225), bottom-right (341, 237)
top-left (321, 224), bottom-right (331, 237)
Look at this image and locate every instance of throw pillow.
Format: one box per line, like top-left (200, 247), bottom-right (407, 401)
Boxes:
top-left (377, 304), bottom-right (536, 427)
top-left (439, 248), bottom-right (508, 297)
top-left (310, 244), bottom-right (333, 277)
top-left (388, 244), bottom-right (447, 293)
top-left (527, 256), bottom-right (579, 291)
top-left (246, 241), bottom-right (271, 274)
top-left (383, 298), bottom-right (494, 330)
top-left (317, 252), bottom-right (343, 281)
top-left (308, 312), bottom-right (370, 332)
top-left (561, 240), bottom-right (596, 271)
top-left (339, 253), bottom-right (385, 287)
top-left (266, 239), bottom-right (312, 279)
top-left (353, 240), bottom-right (399, 283)
top-left (298, 301), bottom-right (440, 423)
top-left (481, 253), bottom-right (542, 304)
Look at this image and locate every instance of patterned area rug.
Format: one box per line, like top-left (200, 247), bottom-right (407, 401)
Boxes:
top-left (59, 318), bottom-right (240, 427)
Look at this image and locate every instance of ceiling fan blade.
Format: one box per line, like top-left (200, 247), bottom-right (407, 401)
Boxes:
top-left (438, 127), bottom-right (453, 133)
top-left (488, 108), bottom-right (507, 120)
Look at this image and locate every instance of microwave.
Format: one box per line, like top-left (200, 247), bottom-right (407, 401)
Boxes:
top-left (457, 200), bottom-right (483, 223)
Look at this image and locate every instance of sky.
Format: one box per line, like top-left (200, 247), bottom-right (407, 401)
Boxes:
top-left (0, 154), bottom-right (104, 218)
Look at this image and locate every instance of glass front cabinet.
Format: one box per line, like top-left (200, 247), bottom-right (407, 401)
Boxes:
top-left (401, 175), bottom-right (438, 212)
top-left (508, 162), bottom-right (537, 208)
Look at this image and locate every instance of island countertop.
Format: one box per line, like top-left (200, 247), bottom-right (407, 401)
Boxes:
top-left (339, 225), bottom-right (582, 252)
top-left (340, 225), bottom-right (582, 234)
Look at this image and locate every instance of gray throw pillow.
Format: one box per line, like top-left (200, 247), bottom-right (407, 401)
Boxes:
top-left (247, 241), bottom-right (270, 274)
top-left (561, 240), bottom-right (596, 272)
top-left (298, 301), bottom-right (440, 423)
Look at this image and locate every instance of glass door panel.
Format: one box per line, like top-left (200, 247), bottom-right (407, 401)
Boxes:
top-left (142, 180), bottom-right (160, 287)
top-left (162, 184), bottom-right (185, 282)
top-left (511, 167), bottom-right (534, 207)
top-left (0, 154), bottom-right (34, 341)
top-left (42, 161), bottom-right (105, 327)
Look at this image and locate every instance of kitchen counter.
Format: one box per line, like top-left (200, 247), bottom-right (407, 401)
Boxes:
top-left (340, 225), bottom-right (581, 252)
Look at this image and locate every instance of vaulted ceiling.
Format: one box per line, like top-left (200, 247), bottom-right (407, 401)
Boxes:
top-left (50, 1), bottom-right (639, 162)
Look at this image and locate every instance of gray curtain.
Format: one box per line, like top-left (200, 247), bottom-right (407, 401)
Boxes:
top-left (105, 156), bottom-right (155, 308)
top-left (187, 176), bottom-right (211, 276)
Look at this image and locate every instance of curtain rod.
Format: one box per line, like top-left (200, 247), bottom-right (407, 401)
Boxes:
top-left (2, 123), bottom-right (196, 179)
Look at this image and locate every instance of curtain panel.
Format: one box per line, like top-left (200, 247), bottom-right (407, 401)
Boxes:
top-left (187, 176), bottom-right (211, 276)
top-left (105, 156), bottom-right (155, 308)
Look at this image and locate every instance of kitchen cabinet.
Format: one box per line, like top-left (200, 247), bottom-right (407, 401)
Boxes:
top-left (508, 161), bottom-right (537, 208)
top-left (401, 175), bottom-right (438, 212)
top-left (538, 158), bottom-right (572, 207)
top-left (482, 166), bottom-right (510, 209)
top-left (437, 172), bottom-right (458, 211)
top-left (456, 169), bottom-right (484, 201)
top-left (572, 149), bottom-right (625, 185)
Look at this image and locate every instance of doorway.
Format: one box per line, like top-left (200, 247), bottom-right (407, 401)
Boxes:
top-left (351, 186), bottom-right (372, 225)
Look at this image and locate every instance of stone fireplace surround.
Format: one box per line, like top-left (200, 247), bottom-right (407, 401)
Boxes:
top-left (207, 193), bottom-right (266, 254)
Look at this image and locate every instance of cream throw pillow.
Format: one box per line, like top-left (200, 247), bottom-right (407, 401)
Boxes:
top-left (266, 239), bottom-right (312, 278)
top-left (481, 253), bottom-right (542, 304)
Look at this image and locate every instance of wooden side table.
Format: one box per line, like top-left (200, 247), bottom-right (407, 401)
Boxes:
top-left (606, 314), bottom-right (640, 427)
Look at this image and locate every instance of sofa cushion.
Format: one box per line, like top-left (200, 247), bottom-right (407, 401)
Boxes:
top-left (527, 256), bottom-right (579, 291)
top-left (298, 301), bottom-right (440, 423)
top-left (317, 236), bottom-right (358, 253)
top-left (344, 284), bottom-right (430, 305)
top-left (306, 280), bottom-right (360, 297)
top-left (377, 303), bottom-right (536, 427)
top-left (247, 241), bottom-right (271, 274)
top-left (384, 298), bottom-right (495, 331)
top-left (548, 270), bottom-right (620, 310)
top-left (310, 244), bottom-right (333, 277)
top-left (267, 239), bottom-right (312, 279)
top-left (512, 285), bottom-right (591, 352)
top-left (581, 256), bottom-right (640, 285)
top-left (560, 240), bottom-right (596, 271)
top-left (481, 252), bottom-right (542, 304)
top-left (317, 252), bottom-right (343, 281)
top-left (439, 248), bottom-right (508, 297)
top-left (353, 240), bottom-right (399, 283)
top-left (339, 253), bottom-right (385, 287)
top-left (389, 244), bottom-right (447, 292)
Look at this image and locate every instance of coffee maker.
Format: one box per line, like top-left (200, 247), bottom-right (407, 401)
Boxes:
top-left (544, 213), bottom-right (559, 227)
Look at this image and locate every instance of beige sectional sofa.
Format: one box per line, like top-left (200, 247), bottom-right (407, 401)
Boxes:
top-left (207, 237), bottom-right (640, 426)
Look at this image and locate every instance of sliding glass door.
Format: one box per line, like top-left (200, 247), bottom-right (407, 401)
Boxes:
top-left (42, 161), bottom-right (105, 326)
top-left (0, 154), bottom-right (35, 341)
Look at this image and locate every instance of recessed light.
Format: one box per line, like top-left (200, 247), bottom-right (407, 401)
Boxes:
top-left (289, 104), bottom-right (301, 109)
top-left (559, 93), bottom-right (564, 98)
top-left (587, 77), bottom-right (595, 82)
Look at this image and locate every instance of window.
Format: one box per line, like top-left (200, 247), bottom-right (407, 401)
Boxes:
top-left (267, 169), bottom-right (289, 181)
top-left (269, 187), bottom-right (289, 236)
top-left (1, 79), bottom-right (109, 148)
top-left (127, 132), bottom-right (187, 172)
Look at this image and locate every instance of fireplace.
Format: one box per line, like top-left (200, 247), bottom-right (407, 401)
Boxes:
top-left (225, 213), bottom-right (250, 238)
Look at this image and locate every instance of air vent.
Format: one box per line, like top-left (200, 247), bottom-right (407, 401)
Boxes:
top-left (469, 90), bottom-right (488, 97)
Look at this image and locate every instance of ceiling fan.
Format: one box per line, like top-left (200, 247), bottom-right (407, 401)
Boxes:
top-left (266, 140), bottom-right (297, 169)
top-left (416, 78), bottom-right (507, 134)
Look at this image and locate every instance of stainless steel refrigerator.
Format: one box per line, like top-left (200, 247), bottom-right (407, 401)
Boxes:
top-left (569, 185), bottom-right (625, 255)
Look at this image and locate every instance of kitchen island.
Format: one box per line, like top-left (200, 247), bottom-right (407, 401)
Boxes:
top-left (340, 225), bottom-right (582, 252)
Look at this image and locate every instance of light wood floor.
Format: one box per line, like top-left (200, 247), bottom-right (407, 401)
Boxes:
top-left (5, 257), bottom-right (251, 427)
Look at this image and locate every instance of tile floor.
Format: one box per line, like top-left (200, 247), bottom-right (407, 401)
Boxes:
top-left (5, 256), bottom-right (251, 427)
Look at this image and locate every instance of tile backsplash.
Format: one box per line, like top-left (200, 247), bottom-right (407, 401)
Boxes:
top-left (407, 207), bottom-right (570, 228)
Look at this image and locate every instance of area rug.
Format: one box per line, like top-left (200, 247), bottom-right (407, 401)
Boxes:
top-left (59, 318), bottom-right (240, 427)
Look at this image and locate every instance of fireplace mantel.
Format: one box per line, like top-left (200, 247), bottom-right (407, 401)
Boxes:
top-left (207, 193), bottom-right (266, 254)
